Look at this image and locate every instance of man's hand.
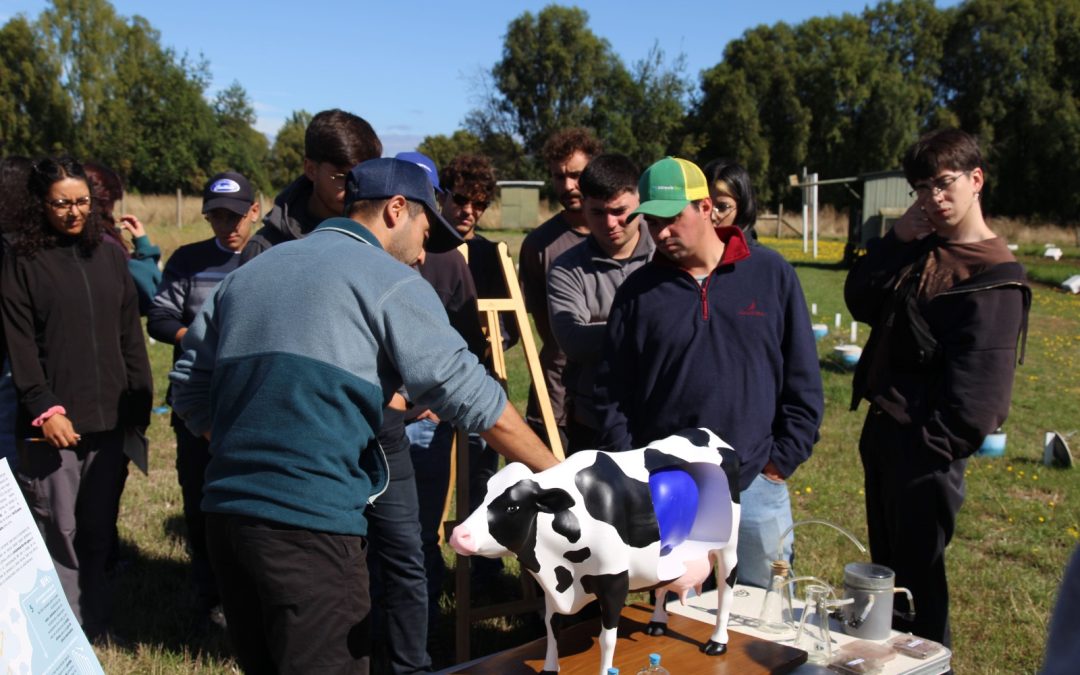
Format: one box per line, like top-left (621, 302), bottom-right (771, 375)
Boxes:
top-left (891, 202), bottom-right (934, 243)
top-left (762, 460), bottom-right (785, 482)
top-left (41, 414), bottom-right (80, 448)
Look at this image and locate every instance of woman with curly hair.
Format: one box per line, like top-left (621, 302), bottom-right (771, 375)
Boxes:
top-left (0, 156), bottom-right (152, 641)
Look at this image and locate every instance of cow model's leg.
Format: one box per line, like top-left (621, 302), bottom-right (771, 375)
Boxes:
top-left (581, 572), bottom-right (630, 675)
top-left (540, 595), bottom-right (560, 674)
top-left (646, 587), bottom-right (670, 635)
top-left (703, 545), bottom-right (738, 655)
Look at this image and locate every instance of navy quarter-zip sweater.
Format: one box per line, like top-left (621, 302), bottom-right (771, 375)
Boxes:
top-left (594, 227), bottom-right (824, 491)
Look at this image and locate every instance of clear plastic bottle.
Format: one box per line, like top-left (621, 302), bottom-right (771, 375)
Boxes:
top-left (635, 652), bottom-right (670, 674)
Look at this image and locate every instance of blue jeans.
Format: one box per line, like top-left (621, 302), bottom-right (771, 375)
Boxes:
top-left (407, 418), bottom-right (453, 633)
top-left (408, 420), bottom-right (503, 629)
top-left (736, 473), bottom-right (795, 589)
top-left (366, 447), bottom-right (431, 673)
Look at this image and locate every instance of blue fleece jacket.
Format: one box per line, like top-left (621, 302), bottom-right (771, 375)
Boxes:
top-left (594, 227), bottom-right (824, 491)
top-left (170, 217), bottom-right (507, 536)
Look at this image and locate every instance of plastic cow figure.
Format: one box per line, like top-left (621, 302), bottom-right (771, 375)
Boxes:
top-left (450, 428), bottom-right (741, 675)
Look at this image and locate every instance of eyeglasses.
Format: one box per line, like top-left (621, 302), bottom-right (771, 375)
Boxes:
top-left (909, 172), bottom-right (969, 199)
top-left (329, 172), bottom-right (348, 184)
top-left (45, 196), bottom-right (92, 212)
top-left (450, 192), bottom-right (490, 212)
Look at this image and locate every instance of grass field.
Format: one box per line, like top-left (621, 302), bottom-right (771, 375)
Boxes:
top-left (91, 215), bottom-right (1079, 674)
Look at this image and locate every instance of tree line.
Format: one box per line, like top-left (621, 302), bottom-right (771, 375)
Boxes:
top-left (3, 0), bottom-right (1078, 223)
top-left (422, 0), bottom-right (1080, 223)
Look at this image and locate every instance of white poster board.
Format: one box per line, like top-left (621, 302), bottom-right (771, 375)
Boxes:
top-left (0, 458), bottom-right (104, 674)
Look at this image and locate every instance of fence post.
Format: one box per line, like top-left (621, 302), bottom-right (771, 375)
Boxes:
top-left (777, 200), bottom-right (783, 238)
top-left (176, 187), bottom-right (183, 228)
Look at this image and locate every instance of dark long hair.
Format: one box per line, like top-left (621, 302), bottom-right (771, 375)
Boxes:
top-left (702, 158), bottom-right (758, 233)
top-left (14, 157), bottom-right (104, 259)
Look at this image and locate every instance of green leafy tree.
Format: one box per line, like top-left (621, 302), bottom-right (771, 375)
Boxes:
top-left (490, 5), bottom-right (616, 156)
top-left (943, 0), bottom-right (1080, 222)
top-left (417, 130), bottom-right (483, 173)
top-left (0, 15), bottom-right (71, 155)
top-left (211, 81), bottom-right (271, 192)
top-left (594, 44), bottom-right (690, 170)
top-left (267, 109), bottom-right (311, 192)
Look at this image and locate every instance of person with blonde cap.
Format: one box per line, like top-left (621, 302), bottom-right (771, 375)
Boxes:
top-left (594, 157), bottom-right (823, 589)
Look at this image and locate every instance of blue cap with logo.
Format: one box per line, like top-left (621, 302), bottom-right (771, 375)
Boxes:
top-left (202, 171), bottom-right (255, 215)
top-left (345, 158), bottom-right (462, 253)
top-left (394, 151), bottom-right (442, 194)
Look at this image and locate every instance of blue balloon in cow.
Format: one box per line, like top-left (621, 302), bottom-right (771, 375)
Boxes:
top-left (649, 468), bottom-right (699, 554)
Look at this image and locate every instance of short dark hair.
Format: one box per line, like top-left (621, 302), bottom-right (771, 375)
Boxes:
top-left (541, 127), bottom-right (603, 167)
top-left (580, 153), bottom-right (639, 202)
top-left (702, 158), bottom-right (757, 229)
top-left (903, 128), bottom-right (983, 184)
top-left (305, 109), bottom-right (383, 167)
top-left (440, 154), bottom-right (497, 201)
top-left (347, 197), bottom-right (423, 221)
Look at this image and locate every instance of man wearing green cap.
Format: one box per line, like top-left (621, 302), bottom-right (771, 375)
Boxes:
top-left (594, 157), bottom-right (823, 589)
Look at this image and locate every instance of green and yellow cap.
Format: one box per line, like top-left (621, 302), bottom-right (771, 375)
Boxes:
top-left (631, 157), bottom-right (710, 219)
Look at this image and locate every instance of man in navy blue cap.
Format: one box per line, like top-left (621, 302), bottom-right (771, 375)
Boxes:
top-left (171, 158), bottom-right (558, 674)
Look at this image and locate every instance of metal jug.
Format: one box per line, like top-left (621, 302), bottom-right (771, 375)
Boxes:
top-left (840, 562), bottom-right (915, 640)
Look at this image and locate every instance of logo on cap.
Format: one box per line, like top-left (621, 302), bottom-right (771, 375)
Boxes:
top-left (210, 179), bottom-right (241, 194)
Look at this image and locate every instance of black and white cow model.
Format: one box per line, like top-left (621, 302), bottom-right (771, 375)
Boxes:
top-left (449, 428), bottom-right (741, 675)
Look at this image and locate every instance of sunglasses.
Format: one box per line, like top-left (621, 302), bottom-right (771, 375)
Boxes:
top-left (450, 192), bottom-right (490, 212)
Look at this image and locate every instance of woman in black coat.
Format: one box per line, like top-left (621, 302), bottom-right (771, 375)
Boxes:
top-left (0, 156), bottom-right (152, 641)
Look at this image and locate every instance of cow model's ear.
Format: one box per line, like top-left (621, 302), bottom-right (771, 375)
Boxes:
top-left (534, 487), bottom-right (575, 514)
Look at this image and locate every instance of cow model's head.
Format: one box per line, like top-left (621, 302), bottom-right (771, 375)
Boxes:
top-left (450, 462), bottom-right (579, 569)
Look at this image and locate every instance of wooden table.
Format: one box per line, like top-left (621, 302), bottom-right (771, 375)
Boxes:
top-left (444, 602), bottom-right (807, 674)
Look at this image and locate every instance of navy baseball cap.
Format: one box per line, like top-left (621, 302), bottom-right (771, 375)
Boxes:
top-left (202, 171), bottom-right (255, 215)
top-left (345, 158), bottom-right (462, 253)
top-left (394, 151), bottom-right (442, 193)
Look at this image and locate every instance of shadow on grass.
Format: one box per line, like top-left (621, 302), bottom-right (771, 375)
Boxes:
top-left (108, 534), bottom-right (232, 662)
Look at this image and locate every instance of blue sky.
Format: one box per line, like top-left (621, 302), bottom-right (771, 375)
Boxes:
top-left (3, 1), bottom-right (957, 156)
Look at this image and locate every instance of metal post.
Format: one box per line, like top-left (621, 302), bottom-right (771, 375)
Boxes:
top-left (176, 187), bottom-right (182, 228)
top-left (811, 173), bottom-right (819, 259)
top-left (801, 167), bottom-right (809, 253)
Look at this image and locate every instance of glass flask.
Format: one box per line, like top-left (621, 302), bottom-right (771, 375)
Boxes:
top-left (794, 584), bottom-right (834, 664)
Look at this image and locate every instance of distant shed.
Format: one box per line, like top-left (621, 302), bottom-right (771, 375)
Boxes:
top-left (497, 180), bottom-right (544, 229)
top-left (846, 170), bottom-right (915, 263)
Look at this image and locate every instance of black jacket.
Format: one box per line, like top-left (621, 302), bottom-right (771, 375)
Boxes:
top-left (0, 239), bottom-right (153, 435)
top-left (239, 175), bottom-right (320, 264)
top-left (845, 231), bottom-right (1030, 463)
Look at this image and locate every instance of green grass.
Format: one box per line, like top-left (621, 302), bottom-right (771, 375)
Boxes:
top-left (94, 225), bottom-right (1079, 674)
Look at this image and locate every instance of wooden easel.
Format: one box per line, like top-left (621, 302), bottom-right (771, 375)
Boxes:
top-left (444, 240), bottom-right (564, 664)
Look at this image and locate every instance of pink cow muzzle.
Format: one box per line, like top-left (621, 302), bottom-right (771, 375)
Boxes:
top-left (449, 524), bottom-right (476, 555)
